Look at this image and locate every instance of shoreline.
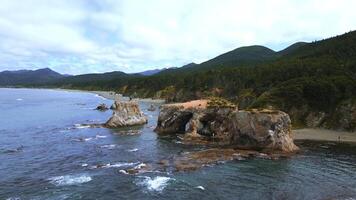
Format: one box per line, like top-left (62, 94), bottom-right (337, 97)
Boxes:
top-left (53, 88), bottom-right (166, 103)
top-left (90, 90), bottom-right (166, 103)
top-left (2, 87), bottom-right (355, 143)
top-left (293, 128), bottom-right (356, 143)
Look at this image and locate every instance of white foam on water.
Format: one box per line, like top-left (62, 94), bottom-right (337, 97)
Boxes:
top-left (48, 174), bottom-right (92, 186)
top-left (84, 137), bottom-right (93, 141)
top-left (100, 144), bottom-right (117, 149)
top-left (95, 135), bottom-right (107, 139)
top-left (196, 186), bottom-right (205, 190)
top-left (137, 176), bottom-right (174, 192)
top-left (94, 94), bottom-right (106, 100)
top-left (128, 148), bottom-right (139, 152)
top-left (134, 163), bottom-right (147, 169)
top-left (119, 169), bottom-right (129, 175)
top-left (74, 124), bottom-right (91, 129)
top-left (15, 98), bottom-right (23, 101)
top-left (6, 197), bottom-right (21, 200)
top-left (81, 163), bottom-right (88, 167)
top-left (109, 162), bottom-right (139, 168)
top-left (91, 162), bottom-right (139, 169)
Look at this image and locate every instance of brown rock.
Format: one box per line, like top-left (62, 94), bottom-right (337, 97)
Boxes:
top-left (155, 100), bottom-right (299, 152)
top-left (105, 100), bottom-right (147, 128)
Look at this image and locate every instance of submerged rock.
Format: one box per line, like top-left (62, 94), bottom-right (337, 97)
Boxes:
top-left (105, 100), bottom-right (147, 128)
top-left (155, 99), bottom-right (298, 152)
top-left (95, 103), bottom-right (108, 111)
top-left (147, 104), bottom-right (156, 111)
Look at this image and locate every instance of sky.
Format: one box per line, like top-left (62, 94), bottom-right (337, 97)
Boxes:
top-left (0, 0), bottom-right (356, 75)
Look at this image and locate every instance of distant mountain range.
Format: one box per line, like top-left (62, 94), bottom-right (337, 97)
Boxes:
top-left (0, 68), bottom-right (65, 86)
top-left (0, 40), bottom-right (309, 86)
top-left (137, 68), bottom-right (174, 76)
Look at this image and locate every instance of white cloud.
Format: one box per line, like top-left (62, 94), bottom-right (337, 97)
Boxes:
top-left (0, 0), bottom-right (356, 74)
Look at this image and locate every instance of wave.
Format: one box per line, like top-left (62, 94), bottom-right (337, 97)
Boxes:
top-left (74, 124), bottom-right (91, 129)
top-left (127, 148), bottom-right (138, 152)
top-left (48, 174), bottom-right (92, 186)
top-left (15, 98), bottom-right (23, 101)
top-left (72, 137), bottom-right (93, 142)
top-left (196, 186), bottom-right (205, 190)
top-left (137, 176), bottom-right (174, 192)
top-left (6, 197), bottom-right (21, 200)
top-left (94, 94), bottom-right (107, 100)
top-left (90, 162), bottom-right (139, 169)
top-left (119, 169), bottom-right (129, 174)
top-left (95, 135), bottom-right (107, 139)
top-left (100, 144), bottom-right (117, 149)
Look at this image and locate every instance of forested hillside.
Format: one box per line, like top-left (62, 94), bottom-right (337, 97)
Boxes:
top-left (6, 31), bottom-right (356, 130)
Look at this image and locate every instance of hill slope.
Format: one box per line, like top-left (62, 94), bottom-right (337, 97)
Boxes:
top-left (0, 68), bottom-right (64, 86)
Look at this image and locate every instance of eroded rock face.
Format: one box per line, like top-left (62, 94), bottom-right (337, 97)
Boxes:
top-left (155, 100), bottom-right (298, 152)
top-left (105, 100), bottom-right (147, 128)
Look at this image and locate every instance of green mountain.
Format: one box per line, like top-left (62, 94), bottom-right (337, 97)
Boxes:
top-left (0, 68), bottom-right (64, 86)
top-left (196, 45), bottom-right (277, 70)
top-left (50, 71), bottom-right (142, 91)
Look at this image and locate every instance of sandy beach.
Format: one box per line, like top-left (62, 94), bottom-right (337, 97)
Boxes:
top-left (294, 128), bottom-right (356, 143)
top-left (89, 90), bottom-right (166, 103)
top-left (55, 88), bottom-right (165, 103)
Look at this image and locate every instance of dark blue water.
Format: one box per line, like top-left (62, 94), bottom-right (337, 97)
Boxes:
top-left (1, 88), bottom-right (356, 200)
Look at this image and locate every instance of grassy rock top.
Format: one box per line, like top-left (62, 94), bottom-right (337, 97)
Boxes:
top-left (207, 97), bottom-right (237, 109)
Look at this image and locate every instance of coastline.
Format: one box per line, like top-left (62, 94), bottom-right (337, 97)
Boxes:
top-left (293, 128), bottom-right (356, 143)
top-left (52, 88), bottom-right (165, 103)
top-left (90, 90), bottom-right (166, 103)
top-left (2, 87), bottom-right (355, 143)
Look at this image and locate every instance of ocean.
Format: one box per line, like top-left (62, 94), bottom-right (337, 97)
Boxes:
top-left (1, 88), bottom-right (356, 200)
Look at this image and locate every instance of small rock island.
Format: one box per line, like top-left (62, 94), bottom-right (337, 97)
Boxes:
top-left (155, 98), bottom-right (298, 153)
top-left (105, 100), bottom-right (148, 128)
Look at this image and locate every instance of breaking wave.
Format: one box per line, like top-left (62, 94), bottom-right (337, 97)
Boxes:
top-left (137, 176), bottom-right (174, 192)
top-left (48, 174), bottom-right (92, 186)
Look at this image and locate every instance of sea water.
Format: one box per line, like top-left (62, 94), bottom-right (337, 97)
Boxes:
top-left (0, 88), bottom-right (355, 200)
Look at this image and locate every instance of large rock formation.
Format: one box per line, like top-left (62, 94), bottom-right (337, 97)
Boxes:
top-left (155, 99), bottom-right (298, 152)
top-left (105, 100), bottom-right (147, 128)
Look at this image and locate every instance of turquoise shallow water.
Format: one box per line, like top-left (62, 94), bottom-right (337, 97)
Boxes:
top-left (1, 88), bottom-right (356, 200)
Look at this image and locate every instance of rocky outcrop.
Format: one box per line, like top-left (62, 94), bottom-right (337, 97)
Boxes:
top-left (95, 103), bottom-right (108, 111)
top-left (105, 100), bottom-right (147, 128)
top-left (155, 99), bottom-right (298, 152)
top-left (325, 99), bottom-right (356, 131)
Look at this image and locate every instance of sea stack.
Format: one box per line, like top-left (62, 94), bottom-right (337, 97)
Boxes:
top-left (105, 100), bottom-right (148, 128)
top-left (155, 98), bottom-right (298, 152)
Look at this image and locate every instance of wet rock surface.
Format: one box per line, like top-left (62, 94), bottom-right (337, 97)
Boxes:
top-left (95, 103), bottom-right (108, 111)
top-left (147, 104), bottom-right (156, 111)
